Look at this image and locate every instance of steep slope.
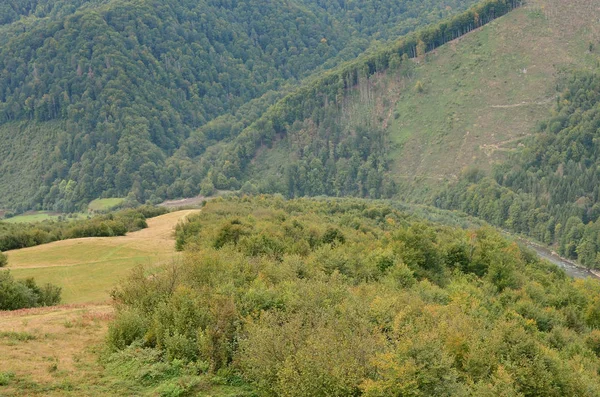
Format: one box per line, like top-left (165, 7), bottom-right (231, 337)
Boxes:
top-left (436, 70), bottom-right (600, 268)
top-left (0, 0), bottom-right (479, 211)
top-left (204, 0), bottom-right (520, 198)
top-left (229, 0), bottom-right (599, 199)
top-left (387, 0), bottom-right (600, 189)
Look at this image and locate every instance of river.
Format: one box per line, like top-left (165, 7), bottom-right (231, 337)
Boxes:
top-left (519, 239), bottom-right (600, 280)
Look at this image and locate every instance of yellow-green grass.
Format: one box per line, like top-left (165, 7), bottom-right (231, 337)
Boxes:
top-left (0, 304), bottom-right (251, 396)
top-left (0, 304), bottom-right (114, 396)
top-left (5, 210), bottom-right (199, 304)
top-left (87, 198), bottom-right (125, 212)
top-left (386, 0), bottom-right (600, 194)
top-left (3, 212), bottom-right (87, 224)
top-left (0, 208), bottom-right (256, 396)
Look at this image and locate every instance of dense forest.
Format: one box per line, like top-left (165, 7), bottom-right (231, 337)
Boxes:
top-left (436, 71), bottom-right (600, 269)
top-left (0, 0), bottom-right (485, 211)
top-left (106, 196), bottom-right (600, 395)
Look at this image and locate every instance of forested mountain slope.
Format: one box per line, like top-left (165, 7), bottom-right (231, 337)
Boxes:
top-left (182, 0), bottom-right (521, 199)
top-left (208, 0), bottom-right (600, 268)
top-left (232, 0), bottom-right (599, 200)
top-left (0, 0), bottom-right (479, 211)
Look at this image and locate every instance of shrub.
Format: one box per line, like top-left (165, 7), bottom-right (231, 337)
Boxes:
top-left (0, 372), bottom-right (14, 386)
top-left (0, 271), bottom-right (37, 310)
top-left (0, 251), bottom-right (6, 267)
top-left (214, 221), bottom-right (251, 249)
top-left (107, 310), bottom-right (149, 351)
top-left (38, 283), bottom-right (62, 306)
top-left (0, 271), bottom-right (62, 310)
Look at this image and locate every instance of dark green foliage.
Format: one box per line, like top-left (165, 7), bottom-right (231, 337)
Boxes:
top-left (0, 205), bottom-right (167, 252)
top-left (0, 250), bottom-right (6, 267)
top-left (0, 0), bottom-right (509, 210)
top-left (107, 196), bottom-right (600, 395)
top-left (213, 220), bottom-right (252, 249)
top-left (0, 270), bottom-right (61, 310)
top-left (436, 71), bottom-right (600, 267)
top-left (322, 227), bottom-right (346, 245)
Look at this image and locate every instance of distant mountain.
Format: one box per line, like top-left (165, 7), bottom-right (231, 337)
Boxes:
top-left (0, 0), bottom-right (479, 211)
top-left (189, 0), bottom-right (520, 199)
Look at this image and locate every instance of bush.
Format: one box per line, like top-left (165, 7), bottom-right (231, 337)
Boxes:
top-left (0, 251), bottom-right (6, 267)
top-left (0, 271), bottom-right (61, 310)
top-left (0, 372), bottom-right (14, 386)
top-left (107, 310), bottom-right (149, 351)
top-left (38, 283), bottom-right (62, 306)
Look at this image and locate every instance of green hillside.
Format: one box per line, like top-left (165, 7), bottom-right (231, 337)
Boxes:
top-left (221, 0), bottom-right (600, 267)
top-left (104, 196), bottom-right (600, 395)
top-left (7, 196), bottom-right (600, 395)
top-left (241, 0), bottom-right (599, 199)
top-left (388, 0), bottom-right (600, 190)
top-left (436, 70), bottom-right (600, 267)
top-left (196, 0), bottom-right (521, 199)
top-left (0, 0), bottom-right (479, 211)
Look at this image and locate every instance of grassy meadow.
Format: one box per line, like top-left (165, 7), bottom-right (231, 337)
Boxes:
top-left (4, 210), bottom-right (198, 304)
top-left (0, 209), bottom-right (211, 396)
top-left (0, 304), bottom-right (247, 396)
top-left (387, 0), bottom-right (600, 194)
top-left (3, 212), bottom-right (87, 224)
top-left (87, 198), bottom-right (126, 212)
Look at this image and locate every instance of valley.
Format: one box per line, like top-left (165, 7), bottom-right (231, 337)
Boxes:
top-left (2, 0), bottom-right (600, 395)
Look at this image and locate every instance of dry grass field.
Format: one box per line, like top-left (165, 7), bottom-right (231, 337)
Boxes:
top-left (4, 210), bottom-right (198, 304)
top-left (0, 210), bottom-right (203, 396)
top-left (0, 304), bottom-right (114, 396)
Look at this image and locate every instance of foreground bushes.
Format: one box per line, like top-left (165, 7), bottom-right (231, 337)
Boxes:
top-left (108, 196), bottom-right (600, 395)
top-left (0, 271), bottom-right (61, 310)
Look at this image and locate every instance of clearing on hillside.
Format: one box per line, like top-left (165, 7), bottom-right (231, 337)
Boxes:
top-left (387, 0), bottom-right (600, 194)
top-left (2, 212), bottom-right (86, 223)
top-left (87, 198), bottom-right (126, 212)
top-left (5, 210), bottom-right (199, 304)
